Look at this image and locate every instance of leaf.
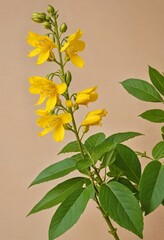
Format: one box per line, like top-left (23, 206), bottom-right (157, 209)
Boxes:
top-left (149, 66), bottom-right (164, 96)
top-left (101, 149), bottom-right (117, 168)
top-left (139, 161), bottom-right (164, 215)
top-left (30, 158), bottom-right (76, 187)
top-left (108, 163), bottom-right (124, 178)
top-left (105, 132), bottom-right (142, 144)
top-left (28, 177), bottom-right (89, 215)
top-left (121, 78), bottom-right (163, 102)
top-left (49, 184), bottom-right (95, 240)
top-left (114, 144), bottom-right (141, 184)
top-left (99, 182), bottom-right (143, 238)
top-left (140, 109), bottom-right (164, 123)
top-left (76, 158), bottom-right (93, 171)
top-left (84, 132), bottom-right (105, 152)
top-left (59, 141), bottom-right (80, 154)
top-left (117, 178), bottom-right (138, 193)
top-left (152, 141), bottom-right (164, 160)
top-left (91, 141), bottom-right (117, 163)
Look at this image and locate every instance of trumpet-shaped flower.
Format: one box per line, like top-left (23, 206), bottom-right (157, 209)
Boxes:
top-left (81, 109), bottom-right (107, 127)
top-left (29, 76), bottom-right (67, 110)
top-left (27, 32), bottom-right (57, 64)
top-left (60, 29), bottom-right (85, 68)
top-left (76, 86), bottom-right (98, 105)
top-left (37, 111), bottom-right (72, 142)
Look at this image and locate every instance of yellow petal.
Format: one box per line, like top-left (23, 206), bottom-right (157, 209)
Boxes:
top-left (76, 94), bottom-right (90, 105)
top-left (70, 54), bottom-right (84, 68)
top-left (79, 86), bottom-right (97, 94)
top-left (27, 32), bottom-right (40, 46)
top-left (46, 96), bottom-right (57, 110)
top-left (74, 40), bottom-right (85, 52)
top-left (56, 83), bottom-right (67, 94)
top-left (60, 113), bottom-right (72, 124)
top-left (60, 41), bottom-right (70, 52)
top-left (53, 123), bottom-right (65, 141)
top-left (82, 115), bottom-right (101, 126)
top-left (39, 127), bottom-right (53, 136)
top-left (37, 50), bottom-right (50, 64)
top-left (90, 92), bottom-right (98, 102)
top-left (28, 48), bottom-right (40, 57)
top-left (35, 94), bottom-right (47, 105)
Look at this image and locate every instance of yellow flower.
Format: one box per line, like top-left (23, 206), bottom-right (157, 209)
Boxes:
top-left (29, 76), bottom-right (67, 110)
top-left (37, 111), bottom-right (72, 142)
top-left (76, 86), bottom-right (98, 105)
top-left (27, 32), bottom-right (57, 64)
top-left (60, 29), bottom-right (85, 68)
top-left (81, 109), bottom-right (107, 127)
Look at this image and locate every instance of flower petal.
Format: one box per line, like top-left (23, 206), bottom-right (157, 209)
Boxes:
top-left (35, 94), bottom-right (47, 105)
top-left (82, 115), bottom-right (101, 126)
top-left (70, 54), bottom-right (84, 68)
top-left (53, 123), bottom-right (65, 142)
top-left (46, 96), bottom-right (57, 110)
top-left (60, 113), bottom-right (72, 124)
top-left (37, 50), bottom-right (50, 64)
top-left (56, 83), bottom-right (67, 94)
top-left (28, 48), bottom-right (40, 57)
top-left (39, 127), bottom-right (53, 136)
top-left (76, 93), bottom-right (90, 105)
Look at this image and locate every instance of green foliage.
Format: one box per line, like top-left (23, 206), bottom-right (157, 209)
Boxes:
top-left (117, 178), bottom-right (138, 193)
top-left (140, 109), bottom-right (164, 123)
top-left (84, 132), bottom-right (105, 152)
top-left (139, 161), bottom-right (164, 215)
top-left (30, 158), bottom-right (77, 186)
top-left (91, 141), bottom-right (117, 163)
top-left (121, 78), bottom-right (163, 102)
top-left (49, 184), bottom-right (95, 240)
top-left (58, 141), bottom-right (81, 154)
top-left (114, 144), bottom-right (141, 184)
top-left (99, 182), bottom-right (143, 238)
top-left (149, 66), bottom-right (164, 96)
top-left (28, 177), bottom-right (89, 215)
top-left (105, 131), bottom-right (143, 144)
top-left (152, 141), bottom-right (164, 160)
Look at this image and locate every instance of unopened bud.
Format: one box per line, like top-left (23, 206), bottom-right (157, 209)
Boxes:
top-left (60, 23), bottom-right (67, 33)
top-left (47, 5), bottom-right (55, 15)
top-left (32, 12), bottom-right (46, 23)
top-left (65, 71), bottom-right (72, 86)
top-left (43, 21), bottom-right (51, 29)
top-left (64, 55), bottom-right (70, 62)
top-left (65, 100), bottom-right (74, 108)
top-left (46, 16), bottom-right (51, 21)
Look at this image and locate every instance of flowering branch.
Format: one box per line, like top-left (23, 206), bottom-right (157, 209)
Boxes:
top-left (27, 5), bottom-right (164, 240)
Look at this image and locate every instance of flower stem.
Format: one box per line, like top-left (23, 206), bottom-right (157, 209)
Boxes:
top-left (53, 22), bottom-right (120, 240)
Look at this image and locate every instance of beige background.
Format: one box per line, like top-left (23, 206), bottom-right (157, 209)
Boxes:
top-left (0, 0), bottom-right (164, 239)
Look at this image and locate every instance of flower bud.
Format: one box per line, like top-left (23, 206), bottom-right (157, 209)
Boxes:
top-left (47, 5), bottom-right (55, 15)
top-left (32, 12), bottom-right (46, 23)
top-left (65, 100), bottom-right (74, 108)
top-left (60, 23), bottom-right (67, 33)
top-left (46, 16), bottom-right (51, 21)
top-left (43, 21), bottom-right (51, 29)
top-left (65, 71), bottom-right (72, 86)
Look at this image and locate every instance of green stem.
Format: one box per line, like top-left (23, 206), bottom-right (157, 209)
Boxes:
top-left (53, 20), bottom-right (120, 240)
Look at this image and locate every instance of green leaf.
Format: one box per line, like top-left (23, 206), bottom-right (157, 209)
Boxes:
top-left (84, 132), bottom-right (105, 152)
top-left (49, 184), bottom-right (95, 240)
top-left (105, 131), bottom-right (142, 144)
top-left (114, 144), bottom-right (141, 184)
top-left (99, 182), bottom-right (143, 238)
top-left (108, 163), bottom-right (124, 178)
top-left (149, 66), bottom-right (164, 96)
top-left (101, 149), bottom-right (116, 168)
top-left (76, 158), bottom-right (93, 171)
top-left (91, 141), bottom-right (117, 163)
top-left (121, 78), bottom-right (163, 102)
top-left (30, 158), bottom-right (76, 187)
top-left (152, 141), bottom-right (164, 160)
top-left (117, 178), bottom-right (138, 193)
top-left (28, 177), bottom-right (89, 215)
top-left (140, 109), bottom-right (164, 123)
top-left (59, 141), bottom-right (80, 154)
top-left (139, 161), bottom-right (164, 215)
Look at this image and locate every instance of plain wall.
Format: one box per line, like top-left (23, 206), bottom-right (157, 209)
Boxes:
top-left (0, 0), bottom-right (163, 239)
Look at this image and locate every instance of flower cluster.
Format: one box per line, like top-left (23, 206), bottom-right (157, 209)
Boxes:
top-left (27, 5), bottom-right (107, 141)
